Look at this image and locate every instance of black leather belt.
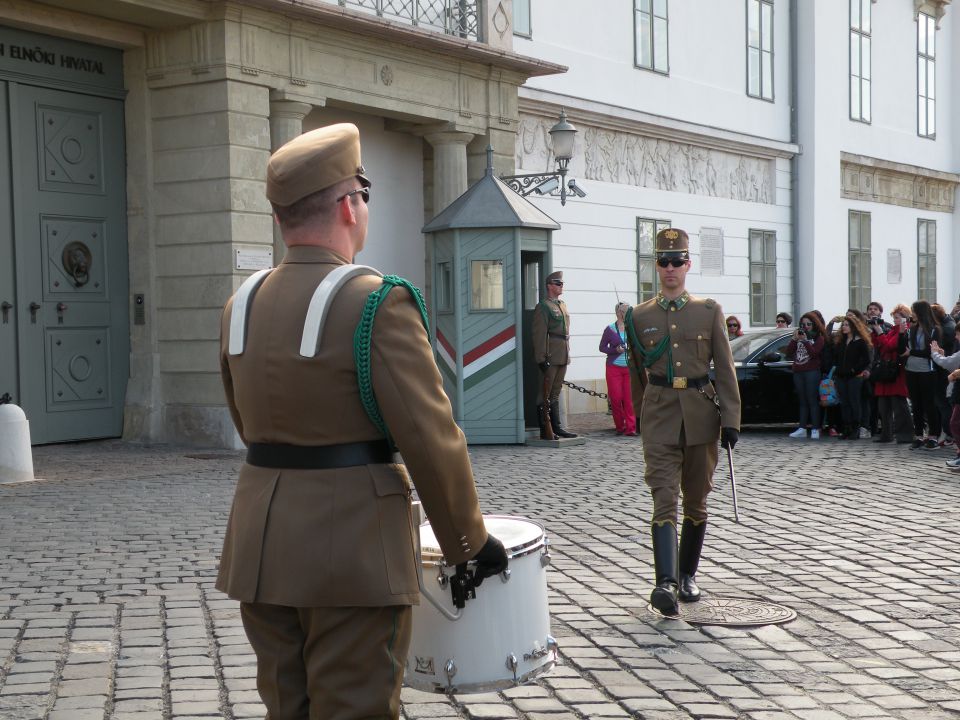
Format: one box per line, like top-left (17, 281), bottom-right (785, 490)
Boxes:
top-left (246, 440), bottom-right (392, 469)
top-left (648, 374), bottom-right (710, 390)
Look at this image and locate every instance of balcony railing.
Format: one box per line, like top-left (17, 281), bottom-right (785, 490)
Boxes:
top-left (332, 0), bottom-right (479, 40)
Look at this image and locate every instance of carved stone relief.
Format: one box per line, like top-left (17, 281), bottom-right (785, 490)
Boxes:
top-left (841, 158), bottom-right (956, 212)
top-left (516, 115), bottom-right (774, 204)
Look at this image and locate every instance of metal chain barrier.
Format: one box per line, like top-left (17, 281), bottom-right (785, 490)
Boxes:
top-left (562, 380), bottom-right (608, 399)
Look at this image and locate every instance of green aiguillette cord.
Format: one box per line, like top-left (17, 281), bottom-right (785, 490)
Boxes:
top-left (625, 306), bottom-right (674, 383)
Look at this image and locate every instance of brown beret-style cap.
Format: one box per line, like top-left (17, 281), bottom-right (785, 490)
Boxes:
top-left (545, 271), bottom-right (563, 285)
top-left (655, 227), bottom-right (690, 257)
top-left (266, 123), bottom-right (371, 207)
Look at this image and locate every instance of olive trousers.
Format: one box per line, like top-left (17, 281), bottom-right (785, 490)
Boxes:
top-left (240, 602), bottom-right (412, 720)
top-left (642, 433), bottom-right (718, 525)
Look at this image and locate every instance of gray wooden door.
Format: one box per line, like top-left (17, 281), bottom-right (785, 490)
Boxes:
top-left (7, 82), bottom-right (128, 444)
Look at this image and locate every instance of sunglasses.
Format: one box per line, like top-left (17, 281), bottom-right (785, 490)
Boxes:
top-left (727, 323), bottom-right (739, 329)
top-left (337, 187), bottom-right (370, 204)
top-left (656, 258), bottom-right (687, 268)
top-left (801, 321), bottom-right (813, 327)
top-left (548, 281), bottom-right (564, 287)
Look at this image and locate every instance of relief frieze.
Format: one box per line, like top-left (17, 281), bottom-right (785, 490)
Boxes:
top-left (516, 115), bottom-right (775, 204)
top-left (841, 156), bottom-right (957, 213)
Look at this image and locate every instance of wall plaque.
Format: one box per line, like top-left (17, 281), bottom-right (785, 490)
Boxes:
top-left (235, 246), bottom-right (274, 271)
top-left (700, 227), bottom-right (724, 276)
top-left (887, 249), bottom-right (902, 284)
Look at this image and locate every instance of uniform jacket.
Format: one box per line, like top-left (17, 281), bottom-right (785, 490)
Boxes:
top-left (626, 292), bottom-right (741, 446)
top-left (532, 298), bottom-right (570, 365)
top-left (216, 246), bottom-right (487, 608)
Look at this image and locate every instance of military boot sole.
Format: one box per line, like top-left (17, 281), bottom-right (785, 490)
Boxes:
top-left (650, 585), bottom-right (679, 616)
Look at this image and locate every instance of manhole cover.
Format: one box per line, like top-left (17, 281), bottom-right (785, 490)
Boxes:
top-left (644, 596), bottom-right (796, 626)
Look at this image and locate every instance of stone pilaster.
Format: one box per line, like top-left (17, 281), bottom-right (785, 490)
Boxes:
top-left (424, 131), bottom-right (475, 215)
top-left (269, 97), bottom-right (314, 262)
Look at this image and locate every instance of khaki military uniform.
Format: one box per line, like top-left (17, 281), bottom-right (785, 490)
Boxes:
top-left (532, 297), bottom-right (571, 402)
top-left (626, 291), bottom-right (740, 525)
top-left (217, 246), bottom-right (488, 719)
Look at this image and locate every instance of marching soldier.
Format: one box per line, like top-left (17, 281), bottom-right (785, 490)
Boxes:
top-left (216, 123), bottom-right (507, 719)
top-left (624, 228), bottom-right (741, 616)
top-left (532, 271), bottom-right (578, 439)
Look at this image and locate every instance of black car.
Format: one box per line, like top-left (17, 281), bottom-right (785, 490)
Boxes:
top-left (713, 329), bottom-right (799, 425)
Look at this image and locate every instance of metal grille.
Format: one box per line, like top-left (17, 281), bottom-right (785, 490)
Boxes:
top-left (336, 0), bottom-right (479, 40)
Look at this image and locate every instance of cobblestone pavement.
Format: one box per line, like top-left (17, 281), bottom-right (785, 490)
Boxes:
top-left (3, 416), bottom-right (960, 719)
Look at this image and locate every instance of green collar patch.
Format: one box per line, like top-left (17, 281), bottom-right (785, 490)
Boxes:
top-left (656, 291), bottom-right (690, 310)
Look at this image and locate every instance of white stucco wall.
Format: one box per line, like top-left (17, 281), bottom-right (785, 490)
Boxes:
top-left (796, 0), bottom-right (957, 316)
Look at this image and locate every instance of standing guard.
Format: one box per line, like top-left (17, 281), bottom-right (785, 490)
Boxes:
top-left (532, 271), bottom-right (578, 439)
top-left (624, 228), bottom-right (741, 616)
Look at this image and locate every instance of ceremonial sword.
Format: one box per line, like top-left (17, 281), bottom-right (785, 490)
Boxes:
top-left (703, 387), bottom-right (741, 522)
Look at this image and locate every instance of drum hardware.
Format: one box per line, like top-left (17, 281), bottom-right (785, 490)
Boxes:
top-left (523, 636), bottom-right (558, 662)
top-left (506, 653), bottom-right (519, 683)
top-left (500, 569), bottom-right (511, 583)
top-left (444, 659), bottom-right (457, 687)
top-left (451, 567), bottom-right (478, 609)
top-left (541, 538), bottom-right (552, 567)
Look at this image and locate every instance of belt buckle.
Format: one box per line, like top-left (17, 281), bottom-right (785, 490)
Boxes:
top-left (672, 377), bottom-right (687, 389)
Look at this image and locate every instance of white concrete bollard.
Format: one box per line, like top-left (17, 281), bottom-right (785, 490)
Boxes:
top-left (0, 402), bottom-right (34, 483)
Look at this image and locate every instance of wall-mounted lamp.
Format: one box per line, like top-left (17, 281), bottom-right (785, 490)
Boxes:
top-left (501, 110), bottom-right (586, 206)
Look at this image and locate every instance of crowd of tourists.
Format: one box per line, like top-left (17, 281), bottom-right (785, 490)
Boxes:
top-left (784, 299), bottom-right (960, 470)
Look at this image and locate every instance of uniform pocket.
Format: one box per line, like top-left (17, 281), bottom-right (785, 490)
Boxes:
top-left (369, 464), bottom-right (418, 596)
top-left (685, 329), bottom-right (712, 363)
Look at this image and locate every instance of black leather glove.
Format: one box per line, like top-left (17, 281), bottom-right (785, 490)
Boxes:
top-left (538, 361), bottom-right (550, 372)
top-left (470, 534), bottom-right (508, 586)
top-left (720, 427), bottom-right (739, 450)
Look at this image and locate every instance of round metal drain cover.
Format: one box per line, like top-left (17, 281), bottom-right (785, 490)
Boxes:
top-left (645, 596), bottom-right (796, 626)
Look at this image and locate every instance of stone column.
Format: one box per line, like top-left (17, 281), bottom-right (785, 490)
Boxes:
top-left (424, 131), bottom-right (474, 216)
top-left (268, 99), bottom-right (313, 262)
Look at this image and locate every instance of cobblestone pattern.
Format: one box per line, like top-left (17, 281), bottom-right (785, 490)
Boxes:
top-left (0, 423), bottom-right (959, 718)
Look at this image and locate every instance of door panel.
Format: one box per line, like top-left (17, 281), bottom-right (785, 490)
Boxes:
top-left (12, 83), bottom-right (127, 443)
top-left (0, 82), bottom-right (14, 402)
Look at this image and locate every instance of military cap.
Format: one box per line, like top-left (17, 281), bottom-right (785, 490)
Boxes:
top-left (655, 228), bottom-right (690, 258)
top-left (545, 271), bottom-right (563, 286)
top-left (266, 123), bottom-right (371, 207)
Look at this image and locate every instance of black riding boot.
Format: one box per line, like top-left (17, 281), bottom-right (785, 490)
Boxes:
top-left (549, 400), bottom-right (578, 438)
top-left (536, 404), bottom-right (557, 440)
top-left (650, 523), bottom-right (679, 616)
top-left (678, 518), bottom-right (706, 602)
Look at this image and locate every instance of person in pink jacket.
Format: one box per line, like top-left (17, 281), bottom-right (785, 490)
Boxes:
top-left (599, 302), bottom-right (637, 436)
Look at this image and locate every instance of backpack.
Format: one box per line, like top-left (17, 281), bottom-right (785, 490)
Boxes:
top-left (819, 367), bottom-right (840, 407)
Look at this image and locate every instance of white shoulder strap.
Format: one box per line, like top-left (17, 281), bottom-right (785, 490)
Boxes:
top-left (228, 268), bottom-right (274, 356)
top-left (299, 264), bottom-right (382, 358)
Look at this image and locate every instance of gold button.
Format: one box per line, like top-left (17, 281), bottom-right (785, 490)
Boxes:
top-left (673, 343), bottom-right (679, 348)
top-left (671, 324), bottom-right (677, 329)
top-left (670, 307), bottom-right (676, 312)
top-left (650, 340), bottom-right (654, 345)
top-left (676, 361), bottom-right (682, 366)
top-left (697, 335), bottom-right (703, 340)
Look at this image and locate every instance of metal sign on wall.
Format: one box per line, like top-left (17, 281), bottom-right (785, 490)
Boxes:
top-left (699, 227), bottom-right (724, 276)
top-left (0, 25), bottom-right (123, 94)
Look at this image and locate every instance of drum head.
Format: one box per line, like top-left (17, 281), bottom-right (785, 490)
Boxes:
top-left (419, 515), bottom-right (544, 557)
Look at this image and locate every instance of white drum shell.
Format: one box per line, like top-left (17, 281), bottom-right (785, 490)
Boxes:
top-left (406, 516), bottom-right (555, 693)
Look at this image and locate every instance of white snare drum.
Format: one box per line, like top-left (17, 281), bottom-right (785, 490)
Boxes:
top-left (406, 515), bottom-right (557, 693)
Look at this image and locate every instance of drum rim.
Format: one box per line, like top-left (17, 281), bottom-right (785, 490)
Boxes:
top-left (419, 514), bottom-right (547, 562)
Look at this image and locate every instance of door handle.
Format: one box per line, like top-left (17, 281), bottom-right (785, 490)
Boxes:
top-left (1, 301), bottom-right (10, 324)
top-left (29, 302), bottom-right (41, 323)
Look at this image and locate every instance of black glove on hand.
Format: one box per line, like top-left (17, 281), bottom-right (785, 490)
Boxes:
top-left (720, 427), bottom-right (739, 450)
top-left (538, 361), bottom-right (550, 372)
top-left (470, 534), bottom-right (508, 586)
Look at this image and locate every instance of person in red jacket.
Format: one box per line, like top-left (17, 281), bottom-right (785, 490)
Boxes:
top-left (872, 303), bottom-right (912, 443)
top-left (785, 312), bottom-right (827, 439)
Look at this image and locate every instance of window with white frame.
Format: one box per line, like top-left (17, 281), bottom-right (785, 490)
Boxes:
top-left (637, 218), bottom-right (670, 301)
top-left (849, 0), bottom-right (871, 123)
top-left (918, 12), bottom-right (936, 138)
top-left (513, 0), bottom-right (531, 37)
top-left (848, 211), bottom-right (872, 309)
top-left (749, 229), bottom-right (777, 326)
top-left (634, 0), bottom-right (668, 74)
top-left (747, 0), bottom-right (774, 100)
top-left (918, 219), bottom-right (937, 301)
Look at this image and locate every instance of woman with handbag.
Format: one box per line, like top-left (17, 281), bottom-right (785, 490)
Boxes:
top-left (905, 300), bottom-right (942, 449)
top-left (832, 316), bottom-right (872, 440)
top-left (872, 303), bottom-right (912, 444)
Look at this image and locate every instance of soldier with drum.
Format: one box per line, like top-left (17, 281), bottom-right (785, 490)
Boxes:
top-left (216, 123), bottom-right (508, 719)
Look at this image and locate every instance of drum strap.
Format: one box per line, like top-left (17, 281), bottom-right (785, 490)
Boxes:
top-left (228, 268), bottom-right (274, 356)
top-left (299, 264), bottom-right (383, 357)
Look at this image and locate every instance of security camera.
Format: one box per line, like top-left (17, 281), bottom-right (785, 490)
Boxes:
top-left (566, 179), bottom-right (587, 198)
top-left (533, 177), bottom-right (560, 195)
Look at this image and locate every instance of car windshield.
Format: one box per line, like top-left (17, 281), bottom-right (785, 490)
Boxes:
top-left (728, 331), bottom-right (788, 362)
